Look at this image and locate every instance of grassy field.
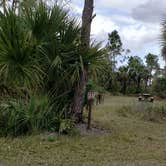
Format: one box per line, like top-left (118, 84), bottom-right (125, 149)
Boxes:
top-left (1, 96), bottom-right (166, 166)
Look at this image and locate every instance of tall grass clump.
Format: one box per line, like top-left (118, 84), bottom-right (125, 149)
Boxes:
top-left (117, 101), bottom-right (166, 122)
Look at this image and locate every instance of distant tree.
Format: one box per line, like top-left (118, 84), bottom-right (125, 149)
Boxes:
top-left (107, 30), bottom-right (122, 71)
top-left (145, 53), bottom-right (159, 75)
top-left (128, 56), bottom-right (147, 93)
top-left (118, 66), bottom-right (128, 94)
top-left (152, 77), bottom-right (166, 98)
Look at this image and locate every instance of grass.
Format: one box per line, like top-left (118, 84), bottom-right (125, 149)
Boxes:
top-left (1, 96), bottom-right (166, 165)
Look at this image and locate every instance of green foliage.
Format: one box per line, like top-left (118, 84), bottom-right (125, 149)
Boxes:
top-left (107, 30), bottom-right (122, 72)
top-left (86, 80), bottom-right (105, 93)
top-left (0, 96), bottom-right (58, 136)
top-left (107, 30), bottom-right (122, 57)
top-left (145, 53), bottom-right (159, 72)
top-left (118, 66), bottom-right (128, 94)
top-left (59, 119), bottom-right (75, 135)
top-left (152, 77), bottom-right (166, 98)
top-left (100, 54), bottom-right (152, 95)
top-left (0, 9), bottom-right (43, 89)
top-left (47, 136), bottom-right (56, 142)
top-left (0, 1), bottom-right (107, 136)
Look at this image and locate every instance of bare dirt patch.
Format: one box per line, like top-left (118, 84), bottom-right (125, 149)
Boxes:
top-left (76, 123), bottom-right (111, 136)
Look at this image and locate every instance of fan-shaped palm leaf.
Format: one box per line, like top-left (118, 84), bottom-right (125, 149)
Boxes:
top-left (0, 9), bottom-right (43, 89)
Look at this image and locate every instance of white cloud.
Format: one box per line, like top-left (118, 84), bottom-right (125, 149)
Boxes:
top-left (97, 0), bottom-right (148, 12)
top-left (111, 15), bottom-right (136, 25)
top-left (132, 0), bottom-right (166, 23)
top-left (120, 24), bottom-right (161, 51)
top-left (69, 3), bottom-right (82, 15)
top-left (92, 15), bottom-right (119, 35)
top-left (90, 15), bottom-right (119, 44)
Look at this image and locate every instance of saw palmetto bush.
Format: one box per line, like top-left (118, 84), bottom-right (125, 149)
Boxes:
top-left (0, 95), bottom-right (57, 136)
top-left (0, 10), bottom-right (43, 92)
top-left (0, 2), bottom-right (107, 136)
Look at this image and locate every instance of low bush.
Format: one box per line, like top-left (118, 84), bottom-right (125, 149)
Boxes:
top-left (0, 96), bottom-right (59, 136)
top-left (152, 77), bottom-right (166, 98)
top-left (117, 102), bottom-right (166, 122)
top-left (59, 119), bottom-right (75, 135)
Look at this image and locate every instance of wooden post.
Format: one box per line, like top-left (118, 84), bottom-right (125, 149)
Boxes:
top-left (87, 99), bottom-right (93, 130)
top-left (87, 91), bottom-right (95, 130)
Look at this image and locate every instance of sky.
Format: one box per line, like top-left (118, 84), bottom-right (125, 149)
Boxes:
top-left (69, 0), bottom-right (166, 67)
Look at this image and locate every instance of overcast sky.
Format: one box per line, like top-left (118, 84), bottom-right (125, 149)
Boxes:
top-left (70, 0), bottom-right (166, 67)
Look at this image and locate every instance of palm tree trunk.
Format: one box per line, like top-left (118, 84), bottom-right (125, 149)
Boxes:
top-left (73, 69), bottom-right (88, 122)
top-left (73, 0), bottom-right (94, 122)
top-left (81, 0), bottom-right (94, 50)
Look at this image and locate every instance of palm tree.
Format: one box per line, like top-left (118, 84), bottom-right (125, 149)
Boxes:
top-left (0, 1), bottom-right (107, 123)
top-left (107, 30), bottom-right (122, 72)
top-left (128, 56), bottom-right (146, 93)
top-left (145, 53), bottom-right (159, 75)
top-left (0, 9), bottom-right (43, 91)
top-left (118, 66), bottom-right (129, 94)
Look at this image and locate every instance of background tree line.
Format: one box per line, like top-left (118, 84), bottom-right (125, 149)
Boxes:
top-left (98, 30), bottom-right (166, 97)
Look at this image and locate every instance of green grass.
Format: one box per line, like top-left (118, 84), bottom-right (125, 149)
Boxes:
top-left (1, 96), bottom-right (166, 166)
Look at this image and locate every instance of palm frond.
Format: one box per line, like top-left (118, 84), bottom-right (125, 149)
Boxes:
top-left (0, 9), bottom-right (43, 89)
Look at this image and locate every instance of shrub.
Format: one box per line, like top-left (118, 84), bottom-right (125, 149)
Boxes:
top-left (59, 119), bottom-right (75, 135)
top-left (152, 77), bottom-right (166, 98)
top-left (0, 96), bottom-right (58, 136)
